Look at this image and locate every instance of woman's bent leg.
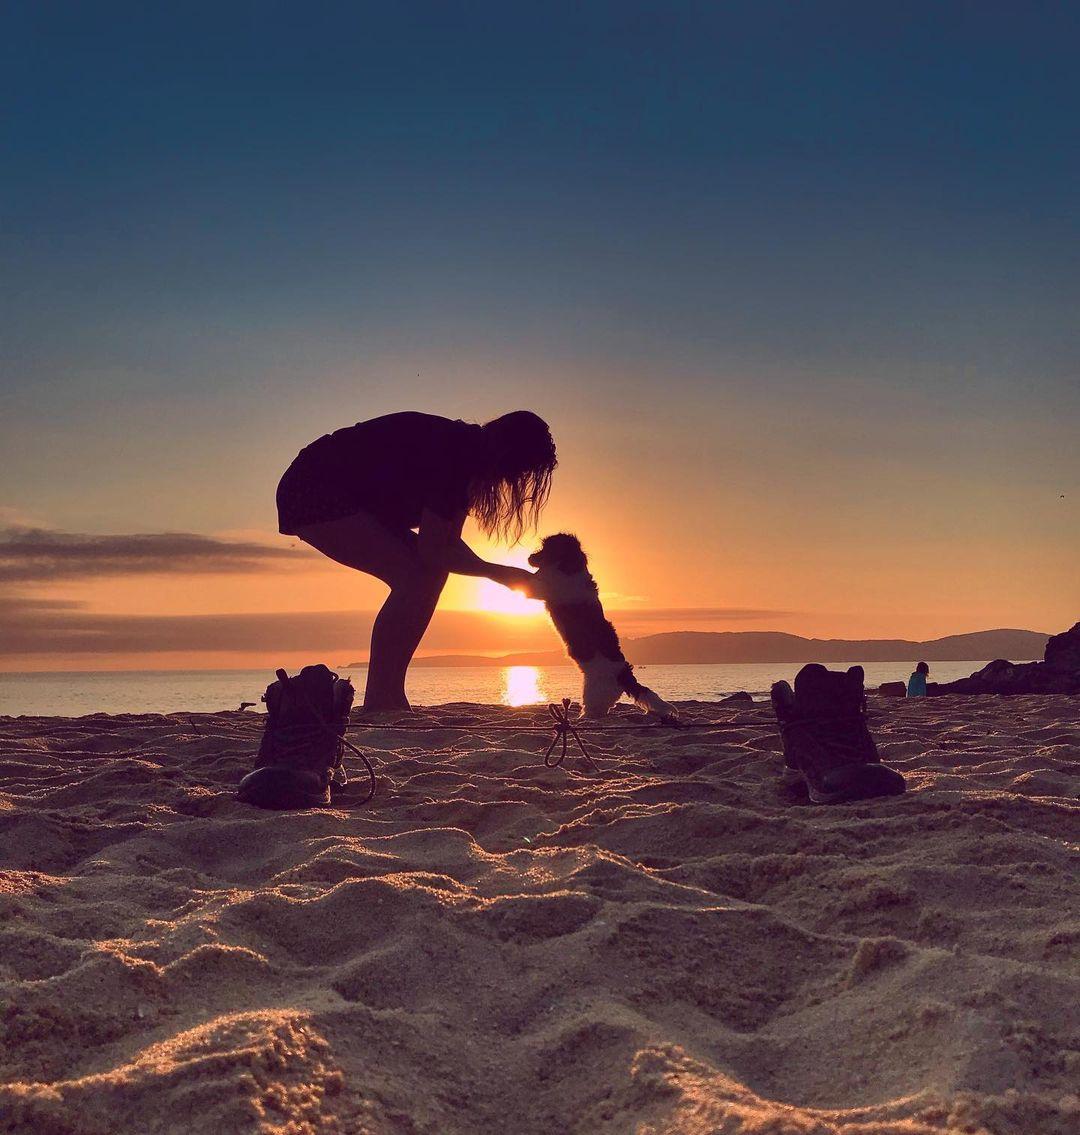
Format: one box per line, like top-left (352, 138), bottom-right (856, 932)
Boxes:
top-left (293, 513), bottom-right (420, 588)
top-left (293, 513), bottom-right (447, 712)
top-left (363, 568), bottom-right (448, 710)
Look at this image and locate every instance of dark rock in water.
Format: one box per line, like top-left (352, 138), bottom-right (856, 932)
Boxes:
top-left (718, 691), bottom-right (754, 704)
top-left (875, 681), bottom-right (907, 698)
top-left (929, 623), bottom-right (1080, 695)
top-left (1045, 622), bottom-right (1080, 673)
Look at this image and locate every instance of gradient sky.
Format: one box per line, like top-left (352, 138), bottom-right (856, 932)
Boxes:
top-left (2, 2), bottom-right (1077, 669)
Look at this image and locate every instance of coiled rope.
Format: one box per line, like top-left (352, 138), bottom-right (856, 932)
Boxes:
top-left (542, 699), bottom-right (597, 770)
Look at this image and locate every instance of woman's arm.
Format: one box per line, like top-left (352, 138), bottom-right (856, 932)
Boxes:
top-left (417, 510), bottom-right (538, 592)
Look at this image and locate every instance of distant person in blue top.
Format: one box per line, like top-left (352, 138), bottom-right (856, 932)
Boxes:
top-left (906, 661), bottom-right (930, 697)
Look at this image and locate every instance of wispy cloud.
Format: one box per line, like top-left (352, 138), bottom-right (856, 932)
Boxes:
top-left (0, 595), bottom-right (83, 613)
top-left (0, 525), bottom-right (794, 660)
top-left (0, 604), bottom-right (558, 657)
top-left (0, 506), bottom-right (49, 527)
top-left (0, 601), bottom-right (798, 659)
top-left (0, 526), bottom-right (310, 582)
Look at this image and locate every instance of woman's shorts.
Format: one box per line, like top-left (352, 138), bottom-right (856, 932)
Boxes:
top-left (276, 457), bottom-right (364, 535)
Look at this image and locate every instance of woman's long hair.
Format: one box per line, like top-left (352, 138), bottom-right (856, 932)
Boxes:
top-left (470, 411), bottom-right (557, 543)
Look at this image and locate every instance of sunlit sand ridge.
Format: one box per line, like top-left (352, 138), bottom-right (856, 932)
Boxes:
top-left (0, 696), bottom-right (1077, 1133)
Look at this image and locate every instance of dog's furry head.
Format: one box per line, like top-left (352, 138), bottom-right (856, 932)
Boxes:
top-left (528, 533), bottom-right (588, 574)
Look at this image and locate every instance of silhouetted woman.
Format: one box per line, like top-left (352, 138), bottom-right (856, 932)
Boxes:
top-left (277, 411), bottom-right (554, 711)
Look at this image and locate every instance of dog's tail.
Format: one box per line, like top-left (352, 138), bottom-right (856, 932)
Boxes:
top-left (618, 664), bottom-right (679, 725)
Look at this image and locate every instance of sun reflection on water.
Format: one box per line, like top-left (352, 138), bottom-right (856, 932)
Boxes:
top-left (503, 665), bottom-right (545, 707)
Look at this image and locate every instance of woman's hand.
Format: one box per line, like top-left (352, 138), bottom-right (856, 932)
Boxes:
top-left (485, 563), bottom-right (539, 596)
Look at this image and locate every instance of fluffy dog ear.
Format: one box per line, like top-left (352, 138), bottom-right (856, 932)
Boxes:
top-left (528, 535), bottom-right (555, 568)
top-left (555, 537), bottom-right (588, 574)
top-left (531, 533), bottom-right (589, 573)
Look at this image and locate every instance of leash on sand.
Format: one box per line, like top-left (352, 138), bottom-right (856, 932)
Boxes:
top-left (337, 698), bottom-right (774, 776)
top-left (205, 698), bottom-right (777, 791)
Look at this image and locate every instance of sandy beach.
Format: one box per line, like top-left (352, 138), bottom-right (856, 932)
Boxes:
top-left (1, 696), bottom-right (1077, 1134)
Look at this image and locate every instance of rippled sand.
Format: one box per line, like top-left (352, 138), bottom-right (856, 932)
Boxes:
top-left (1, 697), bottom-right (1077, 1134)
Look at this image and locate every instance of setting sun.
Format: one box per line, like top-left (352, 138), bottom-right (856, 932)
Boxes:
top-left (473, 579), bottom-right (545, 617)
top-left (467, 550), bottom-right (546, 617)
top-left (503, 665), bottom-right (545, 706)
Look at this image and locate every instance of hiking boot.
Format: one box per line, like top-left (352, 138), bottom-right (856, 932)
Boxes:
top-left (770, 664), bottom-right (905, 804)
top-left (237, 665), bottom-right (354, 809)
top-left (770, 679), bottom-right (808, 798)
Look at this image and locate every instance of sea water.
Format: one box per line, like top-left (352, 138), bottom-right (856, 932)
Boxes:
top-left (0, 661), bottom-right (993, 717)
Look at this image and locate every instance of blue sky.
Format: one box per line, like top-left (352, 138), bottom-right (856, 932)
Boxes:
top-left (1, 2), bottom-right (1077, 661)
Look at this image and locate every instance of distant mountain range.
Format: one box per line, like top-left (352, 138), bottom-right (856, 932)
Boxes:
top-left (346, 628), bottom-right (1049, 668)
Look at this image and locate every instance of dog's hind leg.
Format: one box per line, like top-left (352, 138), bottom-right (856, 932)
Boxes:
top-left (618, 665), bottom-right (679, 724)
top-left (633, 686), bottom-right (680, 724)
top-left (581, 664), bottom-right (622, 718)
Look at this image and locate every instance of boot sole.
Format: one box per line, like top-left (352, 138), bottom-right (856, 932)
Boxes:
top-left (808, 763), bottom-right (907, 804)
top-left (780, 766), bottom-right (804, 786)
top-left (237, 766), bottom-right (332, 810)
top-left (779, 759), bottom-right (906, 804)
top-left (807, 783), bottom-right (850, 805)
top-left (784, 771), bottom-right (849, 805)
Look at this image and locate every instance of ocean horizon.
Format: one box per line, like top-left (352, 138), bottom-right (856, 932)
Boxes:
top-left (0, 660), bottom-right (997, 717)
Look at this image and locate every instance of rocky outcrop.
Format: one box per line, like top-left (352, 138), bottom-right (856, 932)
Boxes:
top-left (1045, 621), bottom-right (1080, 674)
top-left (927, 622), bottom-right (1080, 696)
top-left (875, 681), bottom-right (908, 698)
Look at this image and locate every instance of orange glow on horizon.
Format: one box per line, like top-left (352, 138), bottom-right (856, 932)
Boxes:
top-left (472, 578), bottom-right (545, 617)
top-left (466, 548), bottom-right (545, 617)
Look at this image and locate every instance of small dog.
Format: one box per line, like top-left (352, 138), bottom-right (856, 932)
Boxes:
top-left (524, 533), bottom-right (678, 722)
